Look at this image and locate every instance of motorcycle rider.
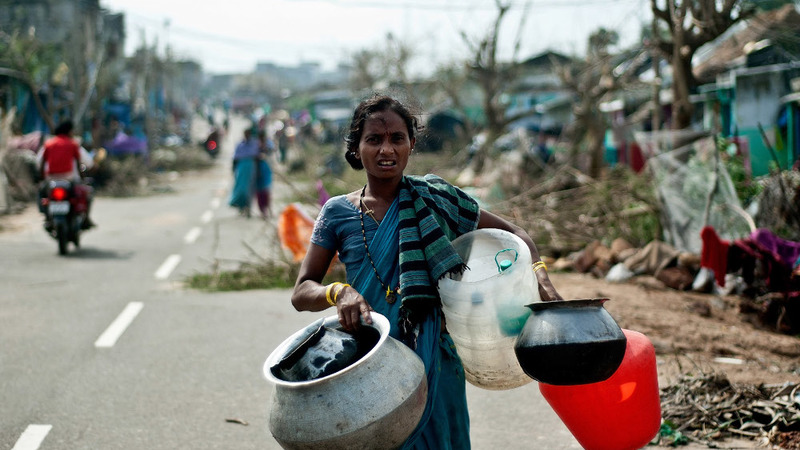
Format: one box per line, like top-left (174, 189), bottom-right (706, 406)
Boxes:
top-left (38, 119), bottom-right (96, 229)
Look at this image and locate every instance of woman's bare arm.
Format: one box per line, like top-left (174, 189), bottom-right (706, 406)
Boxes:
top-left (291, 243), bottom-right (337, 312)
top-left (291, 243), bottom-right (373, 329)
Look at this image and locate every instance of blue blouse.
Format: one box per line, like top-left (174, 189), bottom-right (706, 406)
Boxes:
top-left (311, 195), bottom-right (378, 277)
top-left (311, 195), bottom-right (404, 340)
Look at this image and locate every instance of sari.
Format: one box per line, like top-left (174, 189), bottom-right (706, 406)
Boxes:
top-left (229, 139), bottom-right (260, 210)
top-left (229, 157), bottom-right (255, 209)
top-left (347, 182), bottom-right (472, 449)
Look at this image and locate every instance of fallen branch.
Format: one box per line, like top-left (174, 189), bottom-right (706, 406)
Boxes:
top-left (659, 371), bottom-right (800, 447)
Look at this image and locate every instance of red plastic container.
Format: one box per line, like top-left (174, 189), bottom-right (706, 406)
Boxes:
top-left (539, 329), bottom-right (661, 450)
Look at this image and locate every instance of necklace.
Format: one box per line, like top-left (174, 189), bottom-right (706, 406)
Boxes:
top-left (359, 185), bottom-right (399, 304)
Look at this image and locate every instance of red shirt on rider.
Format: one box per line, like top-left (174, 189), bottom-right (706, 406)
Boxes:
top-left (40, 120), bottom-right (81, 179)
top-left (42, 135), bottom-right (81, 177)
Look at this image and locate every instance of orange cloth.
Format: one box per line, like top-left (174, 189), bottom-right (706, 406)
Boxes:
top-left (278, 204), bottom-right (339, 272)
top-left (278, 204), bottom-right (315, 262)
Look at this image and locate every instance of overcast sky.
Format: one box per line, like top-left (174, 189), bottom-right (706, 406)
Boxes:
top-left (101, 0), bottom-right (650, 75)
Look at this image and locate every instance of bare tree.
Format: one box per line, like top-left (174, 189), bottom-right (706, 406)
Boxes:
top-left (460, 0), bottom-right (533, 171)
top-left (349, 48), bottom-right (382, 92)
top-left (650, 0), bottom-right (754, 129)
top-left (0, 13), bottom-right (109, 133)
top-left (556, 29), bottom-right (648, 178)
top-left (0, 29), bottom-right (60, 130)
top-left (349, 33), bottom-right (414, 92)
top-left (71, 11), bottom-right (107, 127)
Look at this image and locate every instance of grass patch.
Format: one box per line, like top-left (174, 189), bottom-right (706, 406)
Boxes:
top-left (185, 259), bottom-right (348, 292)
top-left (186, 262), bottom-right (299, 291)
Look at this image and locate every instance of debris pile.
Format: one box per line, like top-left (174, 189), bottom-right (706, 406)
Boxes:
top-left (659, 372), bottom-right (800, 448)
top-left (492, 165), bottom-right (660, 256)
top-left (754, 170), bottom-right (800, 242)
top-left (487, 159), bottom-right (800, 335)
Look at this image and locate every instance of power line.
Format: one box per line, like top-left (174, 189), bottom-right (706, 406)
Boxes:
top-left (289, 0), bottom-right (639, 10)
top-left (117, 0), bottom-right (648, 71)
top-left (123, 12), bottom-right (332, 51)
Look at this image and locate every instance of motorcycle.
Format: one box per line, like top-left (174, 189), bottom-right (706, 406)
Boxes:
top-left (40, 179), bottom-right (90, 255)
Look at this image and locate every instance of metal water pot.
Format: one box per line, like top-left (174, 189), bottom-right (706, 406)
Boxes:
top-left (263, 313), bottom-right (427, 449)
top-left (514, 298), bottom-right (627, 385)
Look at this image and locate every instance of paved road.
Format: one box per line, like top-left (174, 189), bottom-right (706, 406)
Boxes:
top-left (1, 116), bottom-right (582, 449)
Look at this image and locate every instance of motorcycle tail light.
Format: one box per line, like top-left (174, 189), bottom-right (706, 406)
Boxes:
top-left (51, 187), bottom-right (68, 201)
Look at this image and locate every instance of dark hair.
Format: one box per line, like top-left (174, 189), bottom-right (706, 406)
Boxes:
top-left (54, 120), bottom-right (74, 136)
top-left (344, 95), bottom-right (420, 170)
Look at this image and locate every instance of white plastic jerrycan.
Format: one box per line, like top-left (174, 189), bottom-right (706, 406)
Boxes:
top-left (437, 228), bottom-right (540, 390)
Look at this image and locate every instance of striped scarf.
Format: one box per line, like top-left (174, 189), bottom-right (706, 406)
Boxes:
top-left (397, 175), bottom-right (480, 347)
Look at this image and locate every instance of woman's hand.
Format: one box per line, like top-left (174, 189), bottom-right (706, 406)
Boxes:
top-left (536, 271), bottom-right (563, 301)
top-left (336, 285), bottom-right (373, 331)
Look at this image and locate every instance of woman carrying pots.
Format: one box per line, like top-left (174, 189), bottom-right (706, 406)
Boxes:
top-left (291, 94), bottom-right (562, 449)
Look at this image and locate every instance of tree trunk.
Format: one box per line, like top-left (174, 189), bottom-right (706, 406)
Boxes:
top-left (671, 52), bottom-right (695, 129)
top-left (588, 121), bottom-right (606, 178)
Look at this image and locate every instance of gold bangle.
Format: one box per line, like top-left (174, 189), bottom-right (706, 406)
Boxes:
top-left (333, 283), bottom-right (350, 303)
top-left (532, 261), bottom-right (548, 273)
top-left (325, 282), bottom-right (341, 306)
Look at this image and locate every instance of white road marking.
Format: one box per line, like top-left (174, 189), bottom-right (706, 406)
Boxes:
top-left (154, 254), bottom-right (182, 280)
top-left (210, 198), bottom-right (221, 209)
top-left (200, 210), bottom-right (213, 224)
top-left (184, 227), bottom-right (202, 244)
top-left (95, 302), bottom-right (144, 348)
top-left (12, 424), bottom-right (52, 450)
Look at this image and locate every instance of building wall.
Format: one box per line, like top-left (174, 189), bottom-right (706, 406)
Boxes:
top-left (733, 67), bottom-right (800, 175)
top-left (0, 2), bottom-right (73, 42)
top-left (736, 71), bottom-right (785, 128)
top-left (0, 0), bottom-right (104, 43)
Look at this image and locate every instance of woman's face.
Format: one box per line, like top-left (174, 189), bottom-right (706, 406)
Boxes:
top-left (357, 110), bottom-right (414, 180)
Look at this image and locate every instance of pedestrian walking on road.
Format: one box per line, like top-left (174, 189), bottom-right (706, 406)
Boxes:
top-left (228, 127), bottom-right (260, 217)
top-left (255, 130), bottom-right (274, 219)
top-left (291, 94), bottom-right (562, 449)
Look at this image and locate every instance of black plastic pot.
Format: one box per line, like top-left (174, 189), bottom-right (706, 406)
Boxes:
top-left (514, 298), bottom-right (627, 385)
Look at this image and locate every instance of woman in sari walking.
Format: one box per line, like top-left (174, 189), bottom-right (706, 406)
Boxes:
top-left (291, 94), bottom-right (562, 449)
top-left (255, 130), bottom-right (274, 219)
top-left (229, 128), bottom-right (260, 217)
